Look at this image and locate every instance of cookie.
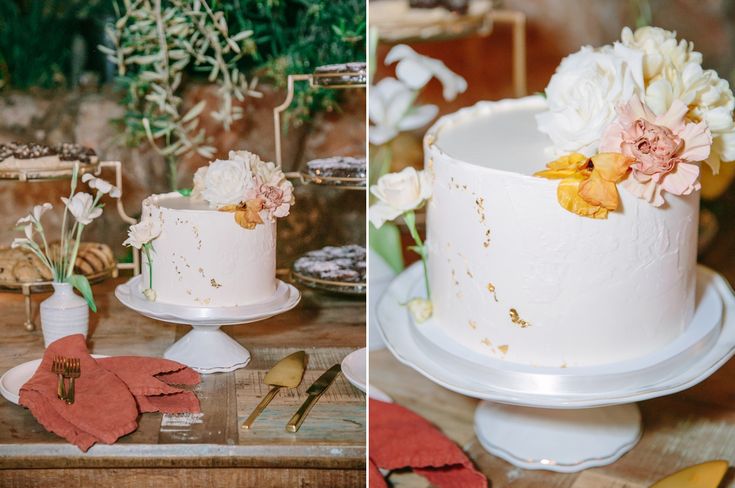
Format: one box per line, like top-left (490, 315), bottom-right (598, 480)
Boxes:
top-left (293, 245), bottom-right (366, 283)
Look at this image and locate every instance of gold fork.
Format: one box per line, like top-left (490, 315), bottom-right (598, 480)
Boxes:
top-left (64, 358), bottom-right (81, 405)
top-left (51, 356), bottom-right (67, 401)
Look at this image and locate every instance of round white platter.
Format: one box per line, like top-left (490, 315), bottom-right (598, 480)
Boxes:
top-left (341, 347), bottom-right (367, 393)
top-left (1, 355), bottom-right (108, 405)
top-left (376, 262), bottom-right (735, 472)
top-left (116, 276), bottom-right (301, 374)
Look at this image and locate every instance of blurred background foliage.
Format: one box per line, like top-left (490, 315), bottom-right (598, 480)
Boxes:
top-left (0, 0), bottom-right (366, 120)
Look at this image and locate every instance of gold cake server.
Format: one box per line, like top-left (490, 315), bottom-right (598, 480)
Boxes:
top-left (242, 350), bottom-right (307, 430)
top-left (286, 364), bottom-right (341, 433)
top-left (651, 460), bottom-right (728, 488)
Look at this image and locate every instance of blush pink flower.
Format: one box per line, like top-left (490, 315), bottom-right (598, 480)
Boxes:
top-left (599, 95), bottom-right (712, 206)
top-left (259, 183), bottom-right (293, 220)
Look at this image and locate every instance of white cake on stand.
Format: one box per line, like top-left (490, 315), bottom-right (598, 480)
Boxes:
top-left (424, 96), bottom-right (699, 367)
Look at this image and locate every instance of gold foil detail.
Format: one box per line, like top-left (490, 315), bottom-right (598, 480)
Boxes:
top-left (466, 269), bottom-right (473, 278)
top-left (481, 338), bottom-right (492, 347)
top-left (469, 320), bottom-right (477, 330)
top-left (497, 345), bottom-right (509, 355)
top-left (210, 278), bottom-right (222, 288)
top-left (560, 362), bottom-right (568, 368)
top-left (509, 308), bottom-right (531, 328)
top-left (425, 133), bottom-right (436, 146)
top-left (475, 197), bottom-right (486, 224)
top-left (483, 229), bottom-right (491, 248)
top-left (487, 283), bottom-right (498, 302)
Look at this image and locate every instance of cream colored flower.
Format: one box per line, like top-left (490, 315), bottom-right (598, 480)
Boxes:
top-left (143, 288), bottom-right (157, 302)
top-left (537, 44), bottom-right (644, 156)
top-left (385, 44), bottom-right (467, 100)
top-left (370, 167), bottom-right (433, 228)
top-left (82, 173), bottom-right (121, 198)
top-left (369, 77), bottom-right (438, 145)
top-left (620, 26), bottom-right (701, 81)
top-left (123, 218), bottom-right (161, 249)
top-left (201, 157), bottom-right (257, 208)
top-left (191, 166), bottom-right (208, 200)
top-left (17, 202), bottom-right (52, 225)
top-left (407, 298), bottom-right (433, 323)
top-left (62, 192), bottom-right (102, 225)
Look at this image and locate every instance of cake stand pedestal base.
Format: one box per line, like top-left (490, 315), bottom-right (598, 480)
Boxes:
top-left (164, 325), bottom-right (251, 374)
top-left (474, 402), bottom-right (642, 473)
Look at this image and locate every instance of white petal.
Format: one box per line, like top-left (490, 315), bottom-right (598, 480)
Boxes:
top-left (398, 104), bottom-right (439, 131)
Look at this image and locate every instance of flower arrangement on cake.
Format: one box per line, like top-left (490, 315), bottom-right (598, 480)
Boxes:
top-left (11, 165), bottom-right (121, 311)
top-left (124, 150), bottom-right (293, 302)
top-left (535, 26), bottom-right (735, 218)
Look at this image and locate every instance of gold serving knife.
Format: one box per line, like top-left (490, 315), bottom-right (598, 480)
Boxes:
top-left (286, 364), bottom-right (341, 433)
top-left (651, 460), bottom-right (728, 488)
top-left (242, 351), bottom-right (307, 430)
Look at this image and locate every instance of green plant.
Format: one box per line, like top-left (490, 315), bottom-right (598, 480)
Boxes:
top-left (101, 0), bottom-right (260, 189)
top-left (0, 0), bottom-right (111, 89)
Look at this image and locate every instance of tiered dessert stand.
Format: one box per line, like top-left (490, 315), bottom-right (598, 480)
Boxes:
top-left (274, 63), bottom-right (367, 296)
top-left (0, 159), bottom-right (137, 331)
top-left (115, 276), bottom-right (300, 374)
top-left (376, 262), bottom-right (735, 472)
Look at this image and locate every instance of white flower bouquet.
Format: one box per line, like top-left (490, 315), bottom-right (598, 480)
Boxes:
top-left (11, 166), bottom-right (120, 311)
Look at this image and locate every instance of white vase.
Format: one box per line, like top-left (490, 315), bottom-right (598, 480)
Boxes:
top-left (40, 282), bottom-right (89, 347)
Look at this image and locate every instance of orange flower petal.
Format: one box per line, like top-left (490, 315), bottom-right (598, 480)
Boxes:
top-left (557, 174), bottom-right (608, 219)
top-left (579, 172), bottom-right (620, 210)
top-left (534, 153), bottom-right (589, 180)
top-left (590, 153), bottom-right (633, 182)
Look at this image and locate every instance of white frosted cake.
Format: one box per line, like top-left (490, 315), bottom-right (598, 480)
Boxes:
top-left (400, 26), bottom-right (735, 367)
top-left (424, 96), bottom-right (698, 367)
top-left (125, 150), bottom-right (294, 307)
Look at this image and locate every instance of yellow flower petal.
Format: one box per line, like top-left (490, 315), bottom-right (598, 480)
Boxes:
top-left (579, 171), bottom-right (620, 210)
top-left (233, 198), bottom-right (264, 229)
top-left (534, 153), bottom-right (589, 180)
top-left (557, 174), bottom-right (608, 219)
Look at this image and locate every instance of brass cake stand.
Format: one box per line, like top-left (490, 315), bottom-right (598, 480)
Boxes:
top-left (273, 64), bottom-right (367, 295)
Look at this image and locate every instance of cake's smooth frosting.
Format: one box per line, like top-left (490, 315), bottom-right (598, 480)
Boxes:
top-left (142, 192), bottom-right (276, 307)
top-left (424, 96), bottom-right (698, 367)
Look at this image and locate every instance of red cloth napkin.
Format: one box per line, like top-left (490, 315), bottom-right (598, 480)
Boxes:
top-left (97, 356), bottom-right (200, 414)
top-left (369, 399), bottom-right (487, 488)
top-left (19, 335), bottom-right (139, 452)
top-left (19, 334), bottom-right (201, 452)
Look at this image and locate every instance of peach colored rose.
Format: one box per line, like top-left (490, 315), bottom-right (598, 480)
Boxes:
top-left (599, 95), bottom-right (712, 206)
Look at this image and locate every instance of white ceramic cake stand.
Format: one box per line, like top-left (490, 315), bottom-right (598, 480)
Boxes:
top-left (116, 275), bottom-right (301, 374)
top-left (376, 263), bottom-right (735, 473)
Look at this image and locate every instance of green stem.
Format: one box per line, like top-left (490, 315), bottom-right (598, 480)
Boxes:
top-left (143, 243), bottom-right (153, 289)
top-left (403, 211), bottom-right (430, 299)
top-left (65, 224), bottom-right (85, 281)
top-left (167, 155), bottom-right (178, 191)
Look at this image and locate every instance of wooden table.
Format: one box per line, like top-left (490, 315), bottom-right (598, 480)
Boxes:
top-left (0, 277), bottom-right (366, 488)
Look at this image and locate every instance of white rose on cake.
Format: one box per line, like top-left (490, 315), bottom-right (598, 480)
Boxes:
top-left (620, 26), bottom-right (701, 81)
top-left (200, 156), bottom-right (258, 209)
top-left (537, 43), bottom-right (644, 157)
top-left (123, 217), bottom-right (161, 249)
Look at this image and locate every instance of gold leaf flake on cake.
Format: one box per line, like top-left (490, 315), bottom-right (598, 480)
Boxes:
top-left (481, 337), bottom-right (492, 347)
top-left (469, 320), bottom-right (477, 330)
top-left (487, 283), bottom-right (499, 302)
top-left (186, 289), bottom-right (192, 295)
top-left (466, 268), bottom-right (473, 278)
top-left (497, 345), bottom-right (509, 355)
top-left (509, 308), bottom-right (531, 328)
top-left (425, 133), bottom-right (436, 146)
top-left (210, 278), bottom-right (222, 288)
top-left (560, 362), bottom-right (568, 368)
top-left (483, 229), bottom-right (491, 248)
top-left (475, 197), bottom-right (486, 224)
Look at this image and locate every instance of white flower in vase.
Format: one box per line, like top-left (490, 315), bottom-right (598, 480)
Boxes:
top-left (62, 192), bottom-right (102, 225)
top-left (17, 202), bottom-right (53, 225)
top-left (385, 44), bottom-right (468, 100)
top-left (369, 77), bottom-right (439, 145)
top-left (370, 167), bottom-right (433, 228)
top-left (82, 173), bottom-right (121, 198)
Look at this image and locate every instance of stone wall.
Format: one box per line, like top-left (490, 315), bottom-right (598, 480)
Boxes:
top-left (0, 84), bottom-right (366, 268)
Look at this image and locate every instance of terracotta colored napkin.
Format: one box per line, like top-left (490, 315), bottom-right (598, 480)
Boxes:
top-left (97, 356), bottom-right (200, 414)
top-left (19, 335), bottom-right (139, 452)
top-left (19, 334), bottom-right (201, 452)
top-left (369, 399), bottom-right (487, 488)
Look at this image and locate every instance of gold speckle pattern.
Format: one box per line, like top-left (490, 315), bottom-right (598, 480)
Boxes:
top-left (487, 283), bottom-right (499, 302)
top-left (560, 362), bottom-right (568, 368)
top-left (497, 345), bottom-right (509, 355)
top-left (475, 197), bottom-right (486, 224)
top-left (469, 320), bottom-right (477, 330)
top-left (210, 278), bottom-right (222, 288)
top-left (481, 338), bottom-right (492, 347)
top-left (509, 308), bottom-right (531, 328)
top-left (483, 229), bottom-right (491, 248)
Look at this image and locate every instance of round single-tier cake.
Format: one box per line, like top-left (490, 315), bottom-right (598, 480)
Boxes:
top-left (141, 192), bottom-right (277, 307)
top-left (424, 96), bottom-right (699, 367)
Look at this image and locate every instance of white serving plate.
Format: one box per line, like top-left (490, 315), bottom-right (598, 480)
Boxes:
top-left (341, 348), bottom-right (366, 393)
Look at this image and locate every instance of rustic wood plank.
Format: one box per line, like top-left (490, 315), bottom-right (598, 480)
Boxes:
top-left (0, 467), bottom-right (365, 488)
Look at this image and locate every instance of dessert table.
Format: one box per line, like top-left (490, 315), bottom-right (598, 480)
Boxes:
top-left (0, 275), bottom-right (366, 487)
